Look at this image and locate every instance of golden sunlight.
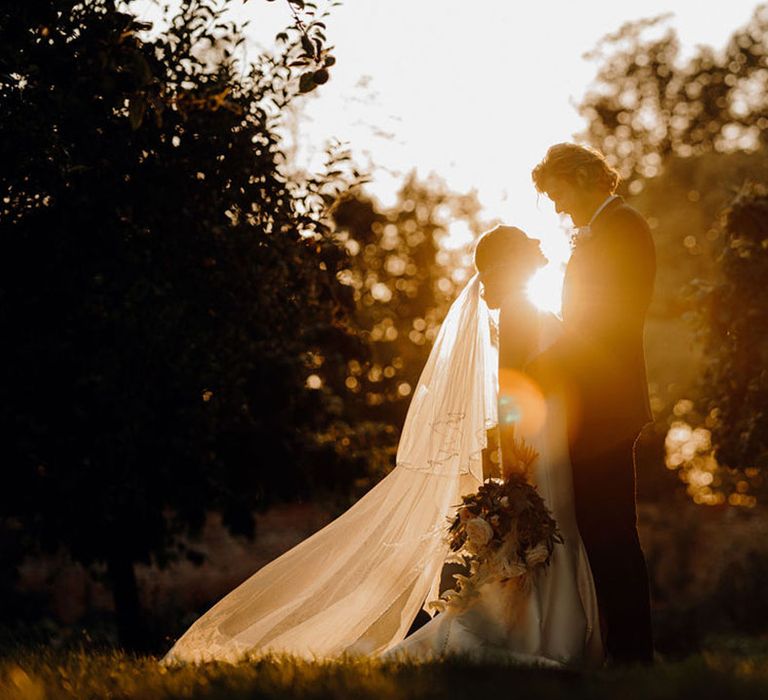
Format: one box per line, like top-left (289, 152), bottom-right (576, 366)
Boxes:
top-left (443, 220), bottom-right (474, 250)
top-left (526, 264), bottom-right (565, 316)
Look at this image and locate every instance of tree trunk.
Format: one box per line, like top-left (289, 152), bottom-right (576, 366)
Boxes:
top-left (107, 554), bottom-right (147, 652)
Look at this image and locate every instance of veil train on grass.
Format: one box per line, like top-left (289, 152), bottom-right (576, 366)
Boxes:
top-left (162, 274), bottom-right (500, 664)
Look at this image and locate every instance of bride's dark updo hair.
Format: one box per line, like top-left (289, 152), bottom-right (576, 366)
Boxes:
top-left (473, 225), bottom-right (545, 276)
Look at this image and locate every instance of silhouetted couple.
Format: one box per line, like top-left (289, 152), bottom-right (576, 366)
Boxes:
top-left (163, 143), bottom-right (655, 669)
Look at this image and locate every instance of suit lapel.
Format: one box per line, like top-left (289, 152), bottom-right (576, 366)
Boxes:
top-left (589, 195), bottom-right (624, 236)
top-left (562, 196), bottom-right (624, 324)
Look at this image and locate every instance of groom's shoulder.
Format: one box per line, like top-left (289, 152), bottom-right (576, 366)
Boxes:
top-left (605, 199), bottom-right (649, 229)
top-left (600, 199), bottom-right (652, 243)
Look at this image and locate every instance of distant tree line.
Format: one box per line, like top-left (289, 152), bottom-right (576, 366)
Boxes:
top-left (577, 6), bottom-right (768, 505)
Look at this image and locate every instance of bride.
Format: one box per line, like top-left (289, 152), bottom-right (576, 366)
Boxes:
top-left (161, 225), bottom-right (604, 669)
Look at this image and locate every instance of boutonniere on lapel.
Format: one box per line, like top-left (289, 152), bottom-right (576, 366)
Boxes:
top-left (569, 194), bottom-right (620, 251)
top-left (570, 225), bottom-right (593, 250)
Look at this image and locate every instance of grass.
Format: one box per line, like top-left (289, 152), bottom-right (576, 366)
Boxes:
top-left (3, 640), bottom-right (768, 700)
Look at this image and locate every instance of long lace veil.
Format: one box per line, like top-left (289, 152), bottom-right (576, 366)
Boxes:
top-left (161, 273), bottom-right (499, 664)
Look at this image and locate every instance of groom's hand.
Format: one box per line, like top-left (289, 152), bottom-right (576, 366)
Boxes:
top-left (524, 347), bottom-right (562, 393)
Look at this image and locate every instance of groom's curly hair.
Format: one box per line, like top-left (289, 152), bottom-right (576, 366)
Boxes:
top-left (532, 143), bottom-right (620, 194)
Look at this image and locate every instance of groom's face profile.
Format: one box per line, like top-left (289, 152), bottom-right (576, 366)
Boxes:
top-left (542, 176), bottom-right (594, 228)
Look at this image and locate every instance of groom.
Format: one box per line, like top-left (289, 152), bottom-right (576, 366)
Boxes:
top-left (527, 143), bottom-right (655, 664)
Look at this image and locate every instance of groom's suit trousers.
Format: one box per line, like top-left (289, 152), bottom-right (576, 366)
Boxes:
top-left (570, 433), bottom-right (654, 664)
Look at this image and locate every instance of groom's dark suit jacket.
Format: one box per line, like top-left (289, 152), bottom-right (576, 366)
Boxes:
top-left (532, 196), bottom-right (656, 458)
top-left (556, 195), bottom-right (657, 663)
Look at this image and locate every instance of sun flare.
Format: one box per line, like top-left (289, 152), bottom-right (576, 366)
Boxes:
top-left (526, 265), bottom-right (564, 316)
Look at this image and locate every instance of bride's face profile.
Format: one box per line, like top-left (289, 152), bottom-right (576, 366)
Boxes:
top-left (474, 227), bottom-right (547, 309)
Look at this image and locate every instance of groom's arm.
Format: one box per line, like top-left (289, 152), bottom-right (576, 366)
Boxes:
top-left (570, 207), bottom-right (655, 344)
top-left (563, 208), bottom-right (656, 348)
top-left (525, 208), bottom-right (655, 384)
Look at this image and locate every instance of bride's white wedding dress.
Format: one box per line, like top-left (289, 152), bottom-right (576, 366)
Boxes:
top-left (383, 348), bottom-right (603, 667)
top-left (161, 274), bottom-right (603, 668)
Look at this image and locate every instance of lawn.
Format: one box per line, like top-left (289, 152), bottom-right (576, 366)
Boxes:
top-left (3, 639), bottom-right (768, 700)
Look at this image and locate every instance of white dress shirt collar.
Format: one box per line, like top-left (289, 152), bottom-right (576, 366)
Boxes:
top-left (572, 194), bottom-right (619, 247)
top-left (587, 194), bottom-right (620, 228)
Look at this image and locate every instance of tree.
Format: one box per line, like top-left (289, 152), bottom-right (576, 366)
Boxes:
top-left (673, 185), bottom-right (768, 506)
top-left (577, 8), bottom-right (768, 507)
top-left (705, 185), bottom-right (768, 478)
top-left (626, 151), bottom-right (768, 486)
top-left (0, 0), bottom-right (363, 649)
top-left (306, 175), bottom-right (487, 492)
top-left (631, 150), bottom-right (768, 317)
top-left (579, 6), bottom-right (768, 188)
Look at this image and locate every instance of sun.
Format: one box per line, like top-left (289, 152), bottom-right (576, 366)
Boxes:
top-left (526, 265), bottom-right (564, 316)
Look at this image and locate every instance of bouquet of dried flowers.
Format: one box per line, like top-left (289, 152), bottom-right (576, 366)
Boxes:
top-left (429, 428), bottom-right (562, 613)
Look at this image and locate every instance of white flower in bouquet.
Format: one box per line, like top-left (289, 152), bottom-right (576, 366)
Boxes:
top-left (493, 538), bottom-right (526, 579)
top-left (465, 517), bottom-right (494, 550)
top-left (496, 555), bottom-right (527, 580)
top-left (524, 543), bottom-right (550, 567)
top-left (430, 432), bottom-right (562, 613)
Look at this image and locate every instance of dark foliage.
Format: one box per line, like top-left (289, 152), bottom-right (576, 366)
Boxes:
top-left (0, 0), bottom-right (363, 648)
top-left (693, 185), bottom-right (768, 491)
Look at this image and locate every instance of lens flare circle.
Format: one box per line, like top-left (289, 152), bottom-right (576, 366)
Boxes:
top-left (498, 367), bottom-right (547, 438)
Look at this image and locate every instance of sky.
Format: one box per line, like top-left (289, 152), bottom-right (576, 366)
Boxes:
top-left (133, 0), bottom-right (763, 310)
